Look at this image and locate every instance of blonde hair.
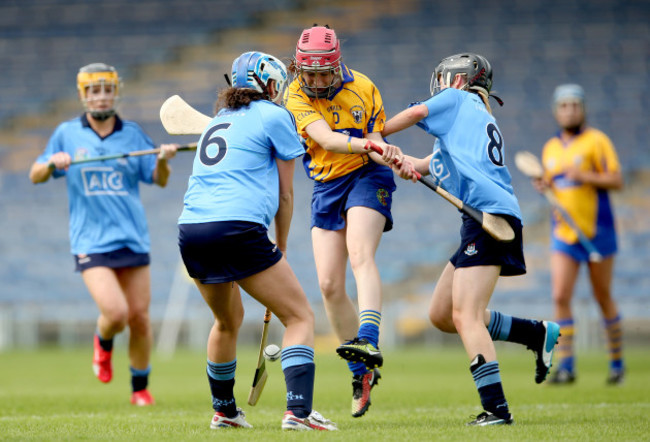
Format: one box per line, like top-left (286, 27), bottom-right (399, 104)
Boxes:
top-left (474, 88), bottom-right (492, 115)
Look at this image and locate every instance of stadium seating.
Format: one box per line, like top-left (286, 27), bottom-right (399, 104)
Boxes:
top-left (0, 0), bottom-right (648, 348)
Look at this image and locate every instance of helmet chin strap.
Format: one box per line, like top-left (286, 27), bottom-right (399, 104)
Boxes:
top-left (89, 109), bottom-right (116, 121)
top-left (252, 73), bottom-right (273, 100)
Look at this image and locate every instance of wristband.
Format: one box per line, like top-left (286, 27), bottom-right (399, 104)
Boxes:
top-left (347, 136), bottom-right (353, 154)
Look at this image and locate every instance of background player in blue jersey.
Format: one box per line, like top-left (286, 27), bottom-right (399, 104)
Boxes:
top-left (177, 51), bottom-right (336, 431)
top-left (383, 53), bottom-right (560, 426)
top-left (29, 63), bottom-right (180, 406)
top-left (284, 24), bottom-right (405, 418)
top-left (534, 84), bottom-right (625, 385)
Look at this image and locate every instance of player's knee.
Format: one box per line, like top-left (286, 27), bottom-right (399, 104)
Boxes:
top-left (429, 309), bottom-right (453, 332)
top-left (214, 317), bottom-right (242, 334)
top-left (318, 277), bottom-right (345, 301)
top-left (103, 307), bottom-right (128, 330)
top-left (127, 311), bottom-right (150, 335)
top-left (451, 308), bottom-right (474, 333)
top-left (348, 251), bottom-right (372, 274)
top-left (283, 304), bottom-right (315, 330)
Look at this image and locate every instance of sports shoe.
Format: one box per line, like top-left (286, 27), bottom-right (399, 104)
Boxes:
top-left (548, 368), bottom-right (576, 384)
top-left (130, 389), bottom-right (155, 406)
top-left (606, 369), bottom-right (625, 385)
top-left (467, 411), bottom-right (514, 426)
top-left (210, 408), bottom-right (252, 429)
top-left (529, 320), bottom-right (561, 384)
top-left (281, 410), bottom-right (338, 431)
top-left (92, 334), bottom-right (112, 383)
top-left (351, 368), bottom-right (381, 417)
top-left (336, 337), bottom-right (383, 369)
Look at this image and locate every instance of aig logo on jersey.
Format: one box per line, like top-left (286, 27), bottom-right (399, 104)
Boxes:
top-left (81, 167), bottom-right (127, 196)
top-left (350, 105), bottom-right (363, 124)
top-left (464, 242), bottom-right (478, 256)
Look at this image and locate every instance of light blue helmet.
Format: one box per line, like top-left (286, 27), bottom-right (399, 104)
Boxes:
top-left (553, 83), bottom-right (585, 106)
top-left (231, 51), bottom-right (288, 100)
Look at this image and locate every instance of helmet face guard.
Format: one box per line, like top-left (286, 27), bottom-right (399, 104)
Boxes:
top-left (294, 25), bottom-right (342, 99)
top-left (77, 63), bottom-right (120, 121)
top-left (231, 51), bottom-right (288, 102)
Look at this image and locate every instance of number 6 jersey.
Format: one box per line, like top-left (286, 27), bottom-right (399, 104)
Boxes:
top-left (178, 100), bottom-right (304, 228)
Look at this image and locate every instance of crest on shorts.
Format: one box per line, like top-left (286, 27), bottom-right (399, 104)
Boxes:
top-left (464, 243), bottom-right (478, 256)
top-left (350, 105), bottom-right (363, 124)
top-left (376, 188), bottom-right (389, 206)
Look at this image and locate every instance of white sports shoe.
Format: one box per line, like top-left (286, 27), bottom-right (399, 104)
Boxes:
top-left (281, 410), bottom-right (338, 431)
top-left (210, 408), bottom-right (252, 429)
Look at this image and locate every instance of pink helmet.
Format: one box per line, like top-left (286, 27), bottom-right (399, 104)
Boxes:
top-left (295, 25), bottom-right (342, 98)
top-left (295, 25), bottom-right (341, 70)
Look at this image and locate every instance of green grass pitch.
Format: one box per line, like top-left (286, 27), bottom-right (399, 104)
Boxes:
top-left (1, 345), bottom-right (648, 440)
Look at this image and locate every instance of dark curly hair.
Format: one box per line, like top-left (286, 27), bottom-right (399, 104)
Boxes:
top-left (214, 87), bottom-right (265, 113)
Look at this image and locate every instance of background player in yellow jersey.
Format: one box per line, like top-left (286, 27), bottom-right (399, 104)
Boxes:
top-left (535, 84), bottom-right (625, 384)
top-left (285, 25), bottom-right (404, 417)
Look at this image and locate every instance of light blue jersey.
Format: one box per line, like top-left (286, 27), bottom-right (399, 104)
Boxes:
top-left (179, 100), bottom-right (304, 228)
top-left (417, 88), bottom-right (522, 220)
top-left (35, 115), bottom-right (157, 255)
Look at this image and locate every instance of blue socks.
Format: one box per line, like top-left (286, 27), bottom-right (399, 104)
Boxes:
top-left (346, 309), bottom-right (381, 377)
top-left (604, 314), bottom-right (624, 372)
top-left (281, 345), bottom-right (315, 419)
top-left (470, 354), bottom-right (510, 419)
top-left (358, 310), bottom-right (381, 348)
top-left (487, 310), bottom-right (544, 348)
top-left (206, 359), bottom-right (237, 418)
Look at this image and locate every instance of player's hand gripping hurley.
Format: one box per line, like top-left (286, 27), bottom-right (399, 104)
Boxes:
top-left (248, 308), bottom-right (272, 406)
top-left (514, 150), bottom-right (602, 262)
top-left (367, 143), bottom-right (515, 242)
top-left (158, 95), bottom-right (512, 242)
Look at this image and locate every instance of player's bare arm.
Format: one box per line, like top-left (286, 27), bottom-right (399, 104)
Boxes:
top-left (152, 143), bottom-right (179, 187)
top-left (382, 103), bottom-right (429, 137)
top-left (274, 158), bottom-right (296, 253)
top-left (564, 166), bottom-right (623, 190)
top-left (304, 119), bottom-right (372, 155)
top-left (29, 151), bottom-right (72, 183)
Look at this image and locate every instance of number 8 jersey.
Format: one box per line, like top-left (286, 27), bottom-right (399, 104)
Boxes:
top-left (415, 88), bottom-right (522, 220)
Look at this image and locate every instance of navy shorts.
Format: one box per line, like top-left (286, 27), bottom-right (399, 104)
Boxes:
top-left (450, 213), bottom-right (526, 276)
top-left (74, 247), bottom-right (150, 272)
top-left (311, 161), bottom-right (396, 232)
top-left (178, 221), bottom-right (282, 284)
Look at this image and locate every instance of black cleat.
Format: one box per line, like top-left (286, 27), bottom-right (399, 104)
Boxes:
top-left (336, 337), bottom-right (383, 369)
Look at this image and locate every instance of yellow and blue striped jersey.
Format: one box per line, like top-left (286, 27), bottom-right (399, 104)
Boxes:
top-left (285, 64), bottom-right (385, 182)
top-left (542, 127), bottom-right (620, 244)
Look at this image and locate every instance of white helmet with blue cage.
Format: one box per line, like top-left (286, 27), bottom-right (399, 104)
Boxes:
top-left (231, 51), bottom-right (288, 101)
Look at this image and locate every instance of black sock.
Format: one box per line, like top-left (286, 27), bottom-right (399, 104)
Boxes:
top-left (508, 317), bottom-right (544, 348)
top-left (207, 375), bottom-right (237, 418)
top-left (284, 363), bottom-right (315, 419)
top-left (97, 334), bottom-right (113, 352)
top-left (470, 354), bottom-right (511, 419)
top-left (131, 374), bottom-right (148, 392)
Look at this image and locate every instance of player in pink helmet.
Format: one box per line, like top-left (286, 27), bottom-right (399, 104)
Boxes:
top-left (285, 25), bottom-right (406, 418)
